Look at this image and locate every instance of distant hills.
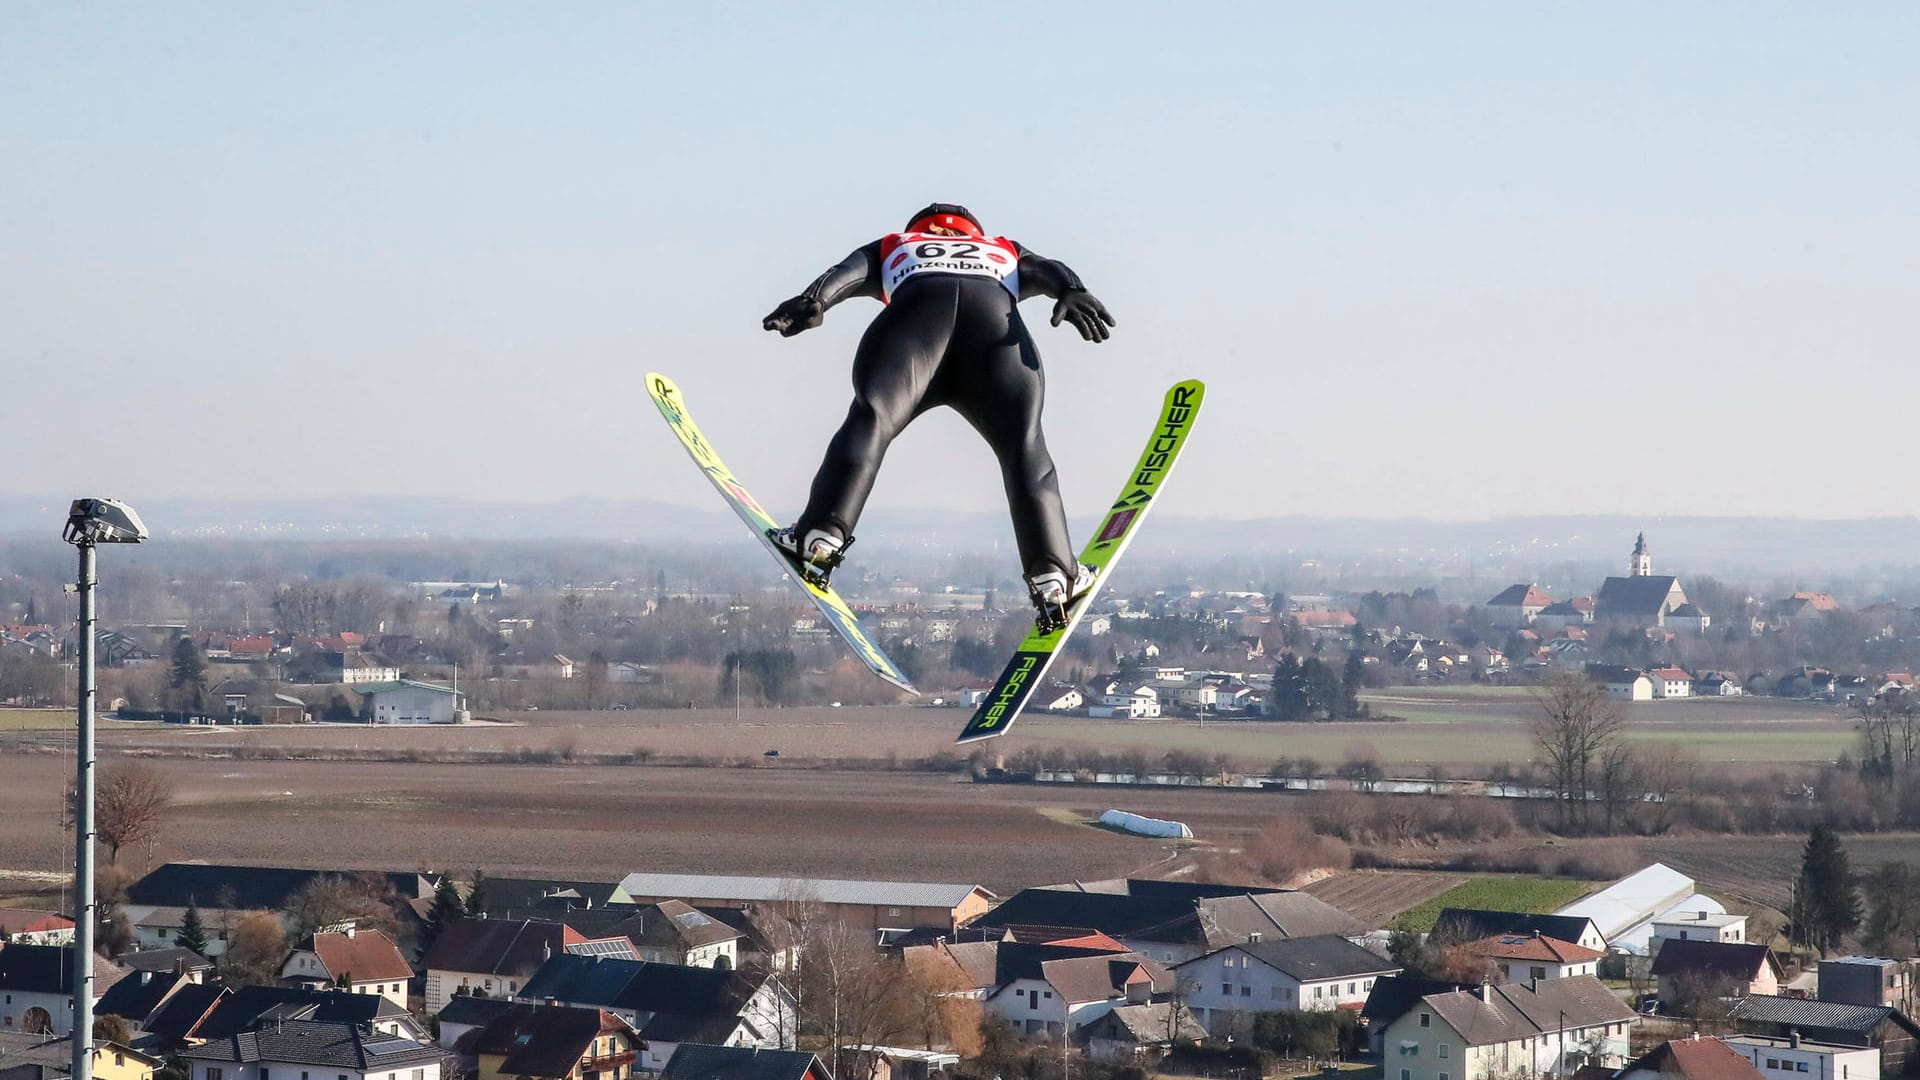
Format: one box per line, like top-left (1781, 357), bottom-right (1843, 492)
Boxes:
top-left (2, 495), bottom-right (1916, 579)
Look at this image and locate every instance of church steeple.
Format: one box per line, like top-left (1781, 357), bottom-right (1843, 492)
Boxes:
top-left (1631, 532), bottom-right (1652, 577)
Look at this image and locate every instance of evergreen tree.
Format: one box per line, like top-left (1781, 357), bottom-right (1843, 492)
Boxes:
top-left (1302, 658), bottom-right (1342, 719)
top-left (420, 877), bottom-right (467, 956)
top-left (1342, 650), bottom-right (1367, 718)
top-left (169, 638), bottom-right (208, 713)
top-left (1271, 656), bottom-right (1308, 722)
top-left (1791, 823), bottom-right (1863, 955)
top-left (464, 868), bottom-right (489, 918)
top-left (174, 898), bottom-right (209, 954)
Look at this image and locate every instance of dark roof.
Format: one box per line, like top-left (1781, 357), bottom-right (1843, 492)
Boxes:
top-left (181, 1019), bottom-right (443, 1069)
top-left (476, 877), bottom-right (625, 915)
top-left (1595, 575), bottom-right (1682, 619)
top-left (0, 944), bottom-right (125, 997)
top-left (1081, 1002), bottom-right (1208, 1046)
top-left (436, 995), bottom-right (518, 1028)
top-left (1422, 975), bottom-right (1635, 1047)
top-left (972, 886), bottom-right (1348, 948)
top-left (1488, 584), bottom-right (1555, 608)
top-left (517, 955), bottom-right (764, 1042)
top-left (422, 918), bottom-right (570, 976)
top-left (470, 1004), bottom-right (630, 1080)
top-left (96, 969), bottom-right (183, 1024)
top-left (1727, 995), bottom-right (1917, 1043)
top-left (127, 863), bottom-right (429, 909)
top-left (138, 982), bottom-right (228, 1043)
top-left (115, 947), bottom-right (213, 975)
top-left (1362, 975), bottom-right (1475, 1027)
top-left (660, 1044), bottom-right (825, 1080)
top-left (1650, 939), bottom-right (1779, 979)
top-left (1431, 909), bottom-right (1598, 946)
top-left (1075, 879), bottom-right (1284, 900)
top-left (1226, 935), bottom-right (1401, 982)
top-left (194, 986), bottom-right (404, 1040)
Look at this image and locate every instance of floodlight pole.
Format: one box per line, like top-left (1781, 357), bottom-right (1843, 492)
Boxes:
top-left (72, 540), bottom-right (97, 1080)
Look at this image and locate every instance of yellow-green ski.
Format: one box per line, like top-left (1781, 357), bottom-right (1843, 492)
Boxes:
top-left (957, 379), bottom-right (1205, 743)
top-left (645, 372), bottom-right (916, 695)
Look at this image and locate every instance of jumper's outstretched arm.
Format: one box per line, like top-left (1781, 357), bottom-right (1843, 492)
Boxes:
top-left (762, 241), bottom-right (884, 337)
top-left (1015, 243), bottom-right (1116, 343)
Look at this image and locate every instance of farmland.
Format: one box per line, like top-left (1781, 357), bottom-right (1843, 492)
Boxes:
top-left (1386, 875), bottom-right (1599, 932)
top-left (1299, 870), bottom-right (1466, 928)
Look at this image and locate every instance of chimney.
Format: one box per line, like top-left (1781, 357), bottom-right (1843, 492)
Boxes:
top-left (1249, 932), bottom-right (1262, 944)
top-left (1790, 1030), bottom-right (1801, 1048)
top-left (1478, 978), bottom-right (1491, 1002)
top-left (345, 925), bottom-right (357, 939)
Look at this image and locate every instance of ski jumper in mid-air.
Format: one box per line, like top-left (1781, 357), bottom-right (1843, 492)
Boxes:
top-left (762, 203), bottom-right (1117, 626)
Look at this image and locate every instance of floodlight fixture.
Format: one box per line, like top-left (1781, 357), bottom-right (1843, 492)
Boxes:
top-left (63, 498), bottom-right (148, 546)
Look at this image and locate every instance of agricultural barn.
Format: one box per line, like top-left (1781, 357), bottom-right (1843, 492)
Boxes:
top-left (617, 872), bottom-right (994, 936)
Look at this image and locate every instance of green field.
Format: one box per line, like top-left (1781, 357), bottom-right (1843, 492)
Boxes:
top-left (1388, 876), bottom-right (1598, 932)
top-left (0, 709), bottom-right (67, 730)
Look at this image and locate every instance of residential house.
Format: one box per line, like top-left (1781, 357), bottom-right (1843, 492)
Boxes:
top-left (1534, 599), bottom-right (1595, 631)
top-left (1090, 685), bottom-right (1159, 719)
top-left (0, 944), bottom-right (127, 1035)
top-left (1694, 673), bottom-right (1742, 697)
top-left (185, 986), bottom-right (427, 1043)
top-left (495, 650), bottom-right (574, 680)
top-left (616, 872), bottom-right (994, 936)
top-left (278, 927), bottom-right (415, 1008)
top-left (1725, 1034), bottom-right (1879, 1080)
top-left (357, 681), bottom-right (463, 725)
top-left (95, 969), bottom-right (194, 1036)
top-left (514, 954), bottom-right (795, 1075)
top-left (1649, 667), bottom-right (1694, 699)
top-left (433, 995), bottom-right (516, 1064)
top-left (1486, 585), bottom-right (1558, 627)
top-left (1039, 684), bottom-right (1084, 712)
top-left (467, 1003), bottom-right (638, 1080)
top-left (1362, 976), bottom-right (1476, 1058)
top-left (472, 878), bottom-right (631, 916)
top-left (286, 650), bottom-right (400, 686)
top-left (1617, 1035), bottom-right (1766, 1080)
top-left (1668, 605), bottom-right (1713, 634)
top-left (1729, 995), bottom-right (1920, 1074)
top-left (1591, 665), bottom-right (1654, 702)
top-left (1078, 1002), bottom-right (1209, 1063)
top-left (983, 948), bottom-right (1172, 1036)
top-left (1649, 940), bottom-right (1782, 1002)
top-left (1174, 934), bottom-right (1401, 1031)
top-left (608, 662), bottom-right (654, 685)
top-left (127, 864), bottom-right (433, 923)
top-left (1652, 913), bottom-right (1749, 945)
top-left (1462, 933), bottom-right (1605, 983)
top-left (1379, 975), bottom-right (1636, 1080)
top-left (0, 1035), bottom-right (162, 1080)
top-left (130, 908), bottom-right (271, 958)
top-left (421, 919), bottom-right (581, 1013)
top-left (837, 1045), bottom-right (960, 1080)
top-left (658, 1045), bottom-right (830, 1080)
top-left (0, 912), bottom-right (73, 946)
top-left (179, 1019), bottom-right (443, 1080)
top-left (619, 902), bottom-right (742, 969)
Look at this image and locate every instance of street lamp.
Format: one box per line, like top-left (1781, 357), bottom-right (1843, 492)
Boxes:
top-left (63, 498), bottom-right (147, 1080)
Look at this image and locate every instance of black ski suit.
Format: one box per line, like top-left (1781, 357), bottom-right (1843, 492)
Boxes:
top-left (763, 233), bottom-right (1114, 585)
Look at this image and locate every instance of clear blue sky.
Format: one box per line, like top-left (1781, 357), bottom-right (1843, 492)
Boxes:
top-left (5, 3), bottom-right (1916, 523)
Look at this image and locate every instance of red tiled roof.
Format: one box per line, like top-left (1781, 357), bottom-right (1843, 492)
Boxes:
top-left (1467, 933), bottom-right (1604, 965)
top-left (305, 927), bottom-right (414, 983)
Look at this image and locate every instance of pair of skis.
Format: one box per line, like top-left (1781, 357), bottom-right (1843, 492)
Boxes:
top-left (646, 372), bottom-right (1203, 742)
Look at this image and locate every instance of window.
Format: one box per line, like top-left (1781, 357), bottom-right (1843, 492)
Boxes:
top-left (209, 1070), bottom-right (224, 1080)
top-left (1348, 982), bottom-right (1357, 994)
top-left (116, 1055), bottom-right (125, 1067)
top-left (1042, 990), bottom-right (1052, 999)
top-left (1768, 1060), bottom-right (1779, 1070)
top-left (1531, 966), bottom-right (1547, 981)
top-left (887, 908), bottom-right (903, 918)
top-left (1241, 986), bottom-right (1251, 997)
top-left (1796, 1065), bottom-right (1807, 1074)
top-left (1366, 979), bottom-right (1375, 990)
top-left (1440, 1044), bottom-right (1450, 1059)
top-left (1222, 984), bottom-right (1233, 995)
top-left (262, 1069), bottom-right (271, 1080)
top-left (1420, 1013), bottom-right (1431, 1028)
top-left (413, 1070), bottom-right (425, 1080)
top-left (1440, 1069), bottom-right (1451, 1080)
top-left (1402, 1071), bottom-right (1411, 1080)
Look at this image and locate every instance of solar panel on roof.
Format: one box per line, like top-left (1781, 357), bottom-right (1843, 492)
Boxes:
top-left (672, 911), bottom-right (711, 928)
top-left (363, 1038), bottom-right (427, 1057)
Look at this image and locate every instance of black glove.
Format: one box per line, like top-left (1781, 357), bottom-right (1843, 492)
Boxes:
top-left (762, 295), bottom-right (824, 337)
top-left (1050, 289), bottom-right (1116, 343)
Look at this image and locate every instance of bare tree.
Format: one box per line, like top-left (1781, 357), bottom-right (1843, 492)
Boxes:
top-left (796, 916), bottom-right (912, 1080)
top-left (98, 762), bottom-right (175, 864)
top-left (1530, 671), bottom-right (1625, 833)
top-left (283, 872), bottom-right (400, 939)
top-left (221, 911), bottom-right (290, 986)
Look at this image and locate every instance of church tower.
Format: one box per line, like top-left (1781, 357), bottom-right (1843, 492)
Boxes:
top-left (1631, 532), bottom-right (1652, 577)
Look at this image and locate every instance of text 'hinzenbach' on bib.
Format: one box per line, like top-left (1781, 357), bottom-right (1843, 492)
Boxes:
top-left (878, 233), bottom-right (1021, 302)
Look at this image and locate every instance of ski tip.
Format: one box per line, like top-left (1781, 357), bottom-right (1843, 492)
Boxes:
top-left (954, 728), bottom-right (1004, 745)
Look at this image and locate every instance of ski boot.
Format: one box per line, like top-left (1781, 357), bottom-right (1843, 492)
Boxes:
top-left (768, 525), bottom-right (850, 586)
top-left (1027, 563), bottom-right (1098, 632)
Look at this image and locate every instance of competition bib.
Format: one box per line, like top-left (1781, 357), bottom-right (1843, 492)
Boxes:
top-left (878, 232), bottom-right (1021, 301)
